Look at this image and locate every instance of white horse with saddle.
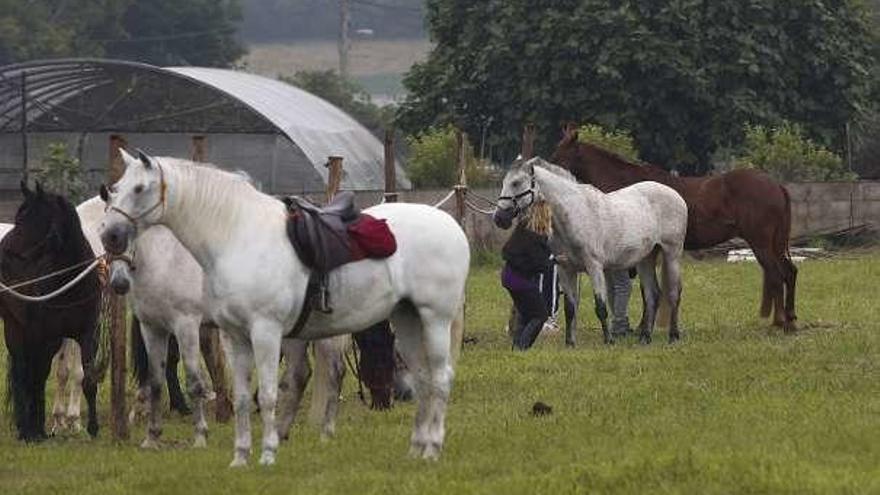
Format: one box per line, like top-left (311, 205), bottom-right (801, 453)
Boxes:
top-left (494, 157), bottom-right (687, 344)
top-left (99, 150), bottom-right (469, 466)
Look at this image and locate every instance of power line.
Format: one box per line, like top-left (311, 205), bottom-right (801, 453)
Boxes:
top-left (89, 27), bottom-right (237, 45)
top-left (351, 0), bottom-right (423, 14)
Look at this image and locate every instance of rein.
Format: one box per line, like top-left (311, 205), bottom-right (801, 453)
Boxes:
top-left (108, 160), bottom-right (167, 231)
top-left (0, 257), bottom-right (101, 303)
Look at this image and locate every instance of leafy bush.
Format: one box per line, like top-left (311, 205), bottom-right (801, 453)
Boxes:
top-left (577, 124), bottom-right (640, 162)
top-left (735, 122), bottom-right (855, 181)
top-left (34, 143), bottom-right (88, 203)
top-left (405, 125), bottom-right (490, 188)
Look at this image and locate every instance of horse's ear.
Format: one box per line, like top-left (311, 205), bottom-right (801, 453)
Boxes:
top-left (99, 184), bottom-right (110, 203)
top-left (20, 179), bottom-right (31, 198)
top-left (563, 123), bottom-right (579, 143)
top-left (136, 149), bottom-right (153, 169)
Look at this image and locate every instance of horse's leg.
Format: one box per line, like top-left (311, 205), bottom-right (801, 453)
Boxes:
top-left (77, 327), bottom-right (99, 438)
top-left (635, 257), bottom-right (661, 345)
top-left (166, 335), bottom-right (191, 415)
top-left (660, 248), bottom-right (684, 342)
top-left (33, 346), bottom-right (55, 441)
top-left (276, 338), bottom-right (310, 441)
top-left (9, 346), bottom-right (29, 440)
top-left (311, 336), bottom-right (346, 439)
top-left (390, 304), bottom-right (431, 457)
top-left (223, 330), bottom-right (255, 467)
top-left (780, 254), bottom-right (798, 331)
top-left (66, 340), bottom-right (84, 433)
top-left (174, 318), bottom-right (210, 448)
top-left (140, 324), bottom-right (169, 449)
top-left (415, 306), bottom-right (454, 460)
top-left (586, 265), bottom-right (612, 344)
top-left (250, 322), bottom-right (283, 466)
top-left (50, 342), bottom-right (70, 435)
top-left (558, 267), bottom-right (579, 347)
top-left (753, 248), bottom-right (786, 327)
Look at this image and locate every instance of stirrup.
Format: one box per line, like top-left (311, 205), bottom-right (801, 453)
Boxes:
top-left (317, 284), bottom-right (333, 314)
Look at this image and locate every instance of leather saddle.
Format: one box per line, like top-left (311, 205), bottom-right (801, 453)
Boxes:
top-left (284, 191), bottom-right (361, 274)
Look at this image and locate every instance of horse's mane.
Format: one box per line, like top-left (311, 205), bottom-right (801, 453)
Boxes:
top-left (577, 142), bottom-right (672, 181)
top-left (158, 157), bottom-right (280, 243)
top-left (526, 157), bottom-right (579, 183)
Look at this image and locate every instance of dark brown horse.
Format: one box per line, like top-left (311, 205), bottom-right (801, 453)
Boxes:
top-left (1, 182), bottom-right (103, 441)
top-left (551, 126), bottom-right (798, 331)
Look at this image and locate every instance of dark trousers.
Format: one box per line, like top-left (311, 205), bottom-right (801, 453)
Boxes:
top-left (507, 286), bottom-right (549, 342)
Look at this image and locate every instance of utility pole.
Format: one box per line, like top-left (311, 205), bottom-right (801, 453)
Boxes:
top-left (338, 0), bottom-right (351, 79)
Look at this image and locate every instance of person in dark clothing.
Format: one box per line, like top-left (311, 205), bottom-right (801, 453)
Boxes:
top-left (501, 201), bottom-right (554, 350)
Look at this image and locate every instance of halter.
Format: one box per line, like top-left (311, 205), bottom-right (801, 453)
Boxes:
top-left (107, 160), bottom-right (167, 231)
top-left (497, 170), bottom-right (536, 215)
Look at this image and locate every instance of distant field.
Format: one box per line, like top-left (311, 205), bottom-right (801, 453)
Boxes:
top-left (1, 250), bottom-right (879, 493)
top-left (243, 39), bottom-right (431, 99)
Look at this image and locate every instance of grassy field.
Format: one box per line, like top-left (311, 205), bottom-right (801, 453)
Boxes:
top-left (1, 250), bottom-right (879, 494)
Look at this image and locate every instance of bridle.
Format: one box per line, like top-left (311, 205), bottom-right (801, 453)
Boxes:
top-left (106, 160), bottom-right (167, 232)
top-left (497, 170), bottom-right (536, 215)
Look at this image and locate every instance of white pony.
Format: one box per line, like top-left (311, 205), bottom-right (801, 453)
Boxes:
top-left (494, 157), bottom-right (687, 344)
top-left (99, 150), bottom-right (469, 466)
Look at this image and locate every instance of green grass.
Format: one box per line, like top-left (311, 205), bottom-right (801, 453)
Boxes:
top-left (2, 251), bottom-right (880, 494)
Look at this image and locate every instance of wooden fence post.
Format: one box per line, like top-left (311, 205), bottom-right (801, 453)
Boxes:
top-left (450, 130), bottom-right (469, 366)
top-left (190, 135), bottom-right (206, 163)
top-left (326, 156), bottom-right (344, 201)
top-left (383, 130), bottom-right (398, 203)
top-left (108, 135), bottom-right (129, 441)
top-left (522, 123), bottom-right (536, 159)
top-left (190, 135), bottom-right (232, 422)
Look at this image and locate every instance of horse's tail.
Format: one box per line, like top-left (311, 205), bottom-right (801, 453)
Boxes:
top-left (92, 287), bottom-right (112, 383)
top-left (656, 252), bottom-right (671, 328)
top-left (449, 294), bottom-right (466, 368)
top-left (779, 185), bottom-right (793, 258)
top-left (308, 335), bottom-right (349, 426)
top-left (130, 313), bottom-right (149, 387)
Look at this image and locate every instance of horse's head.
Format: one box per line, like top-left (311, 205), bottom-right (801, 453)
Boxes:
top-left (494, 158), bottom-right (539, 230)
top-left (99, 149), bottom-right (166, 259)
top-left (549, 123), bottom-right (580, 170)
top-left (9, 180), bottom-right (82, 260)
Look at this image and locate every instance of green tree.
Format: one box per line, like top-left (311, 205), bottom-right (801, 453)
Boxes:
top-left (398, 0), bottom-right (875, 175)
top-left (577, 124), bottom-right (640, 162)
top-left (735, 122), bottom-right (855, 182)
top-left (406, 125), bottom-right (488, 188)
top-left (0, 0), bottom-right (244, 67)
top-left (0, 0), bottom-right (127, 64)
top-left (34, 143), bottom-right (89, 204)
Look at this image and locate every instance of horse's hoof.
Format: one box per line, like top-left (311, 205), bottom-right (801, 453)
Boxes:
top-left (421, 443), bottom-right (442, 461)
top-left (193, 435), bottom-right (207, 448)
top-left (639, 334), bottom-right (652, 345)
top-left (408, 443), bottom-right (425, 458)
top-left (68, 418), bottom-right (82, 433)
top-left (140, 438), bottom-right (159, 449)
top-left (87, 423), bottom-right (98, 438)
top-left (258, 451), bottom-right (276, 466)
top-left (668, 333), bottom-right (681, 344)
top-left (229, 457), bottom-right (248, 468)
top-left (783, 321), bottom-right (798, 333)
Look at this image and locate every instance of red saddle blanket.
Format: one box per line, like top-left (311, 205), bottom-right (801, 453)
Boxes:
top-left (347, 214), bottom-right (397, 260)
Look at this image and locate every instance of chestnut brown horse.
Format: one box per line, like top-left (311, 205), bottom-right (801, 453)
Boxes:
top-left (551, 126), bottom-right (798, 331)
